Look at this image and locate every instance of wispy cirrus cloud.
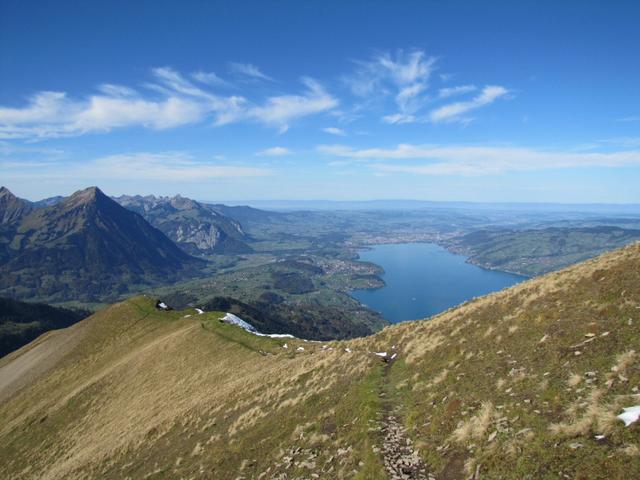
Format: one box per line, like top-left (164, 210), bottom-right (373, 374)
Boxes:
top-left (0, 51), bottom-right (510, 141)
top-left (191, 70), bottom-right (229, 87)
top-left (256, 146), bottom-right (291, 156)
top-left (228, 62), bottom-right (274, 81)
top-left (0, 69), bottom-right (236, 140)
top-left (429, 85), bottom-right (509, 124)
top-left (87, 152), bottom-right (270, 180)
top-left (345, 49), bottom-right (437, 124)
top-left (322, 126), bottom-right (346, 136)
top-left (1, 151), bottom-right (271, 181)
top-left (318, 143), bottom-right (640, 175)
top-left (0, 68), bottom-right (337, 139)
top-left (344, 49), bottom-right (508, 125)
top-left (238, 77), bottom-right (338, 133)
top-left (438, 84), bottom-right (477, 98)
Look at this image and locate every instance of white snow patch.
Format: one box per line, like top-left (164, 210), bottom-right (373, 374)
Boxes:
top-left (344, 348), bottom-right (352, 353)
top-left (391, 353), bottom-right (397, 360)
top-left (195, 308), bottom-right (204, 315)
top-left (259, 333), bottom-right (295, 338)
top-left (283, 343), bottom-right (288, 349)
top-left (296, 346), bottom-right (305, 352)
top-left (374, 352), bottom-right (388, 358)
top-left (220, 312), bottom-right (295, 339)
top-left (221, 313), bottom-right (259, 333)
top-left (183, 314), bottom-right (191, 318)
top-left (158, 302), bottom-right (169, 310)
top-left (617, 405), bottom-right (640, 426)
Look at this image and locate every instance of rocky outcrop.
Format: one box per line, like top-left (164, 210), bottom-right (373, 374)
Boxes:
top-left (0, 187), bottom-right (32, 226)
top-left (115, 194), bottom-right (252, 254)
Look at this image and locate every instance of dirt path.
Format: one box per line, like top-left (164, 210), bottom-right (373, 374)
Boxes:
top-left (379, 358), bottom-right (434, 480)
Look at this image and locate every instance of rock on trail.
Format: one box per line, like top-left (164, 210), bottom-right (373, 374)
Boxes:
top-left (378, 355), bottom-right (434, 480)
top-left (381, 411), bottom-right (432, 480)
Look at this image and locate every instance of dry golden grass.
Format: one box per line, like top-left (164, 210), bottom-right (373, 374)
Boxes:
top-left (0, 297), bottom-right (383, 479)
top-left (450, 401), bottom-right (496, 444)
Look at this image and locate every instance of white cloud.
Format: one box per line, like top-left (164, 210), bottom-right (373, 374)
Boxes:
top-left (228, 62), bottom-right (273, 81)
top-left (344, 50), bottom-right (508, 125)
top-left (0, 68), bottom-right (336, 139)
top-left (322, 126), bottom-right (346, 136)
top-left (0, 52), bottom-right (509, 140)
top-left (74, 95), bottom-right (206, 131)
top-left (257, 146), bottom-right (291, 156)
top-left (0, 140), bottom-right (64, 157)
top-left (318, 143), bottom-right (640, 175)
top-left (345, 49), bottom-right (437, 123)
top-left (1, 151), bottom-right (271, 181)
top-left (395, 82), bottom-right (427, 112)
top-left (429, 85), bottom-right (508, 123)
top-left (438, 84), bottom-right (477, 98)
top-left (151, 67), bottom-right (216, 99)
top-left (97, 84), bottom-right (138, 97)
top-left (89, 152), bottom-right (270, 180)
top-left (0, 69), bottom-right (226, 139)
top-left (0, 91), bottom-right (71, 125)
top-left (379, 50), bottom-right (436, 85)
top-left (382, 113), bottom-right (416, 125)
top-left (191, 70), bottom-right (228, 86)
top-left (241, 77), bottom-right (338, 133)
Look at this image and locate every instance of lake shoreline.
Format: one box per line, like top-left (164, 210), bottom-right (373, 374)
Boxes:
top-left (350, 242), bottom-right (525, 323)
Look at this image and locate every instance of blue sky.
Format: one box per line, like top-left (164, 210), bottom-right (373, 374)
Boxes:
top-left (1, 0), bottom-right (639, 203)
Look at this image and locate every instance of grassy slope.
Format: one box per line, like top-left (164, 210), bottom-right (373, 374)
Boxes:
top-left (0, 297), bottom-right (386, 480)
top-left (1, 243), bottom-right (639, 479)
top-left (366, 241), bottom-right (640, 479)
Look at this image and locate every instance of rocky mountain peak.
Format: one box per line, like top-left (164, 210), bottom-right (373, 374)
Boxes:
top-left (0, 186), bottom-right (16, 199)
top-left (64, 186), bottom-right (111, 209)
top-left (169, 194), bottom-right (199, 211)
top-left (0, 186), bottom-right (32, 225)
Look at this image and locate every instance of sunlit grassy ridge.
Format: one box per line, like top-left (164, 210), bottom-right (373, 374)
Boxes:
top-left (1, 242), bottom-right (639, 479)
top-left (0, 297), bottom-right (387, 479)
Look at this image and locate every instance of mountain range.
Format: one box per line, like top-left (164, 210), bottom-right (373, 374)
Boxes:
top-left (0, 243), bottom-right (638, 479)
top-left (0, 187), bottom-right (204, 303)
top-left (115, 194), bottom-right (253, 255)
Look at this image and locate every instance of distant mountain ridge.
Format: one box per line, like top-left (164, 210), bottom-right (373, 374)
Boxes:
top-left (0, 186), bottom-right (203, 303)
top-left (206, 202), bottom-right (284, 226)
top-left (445, 225), bottom-right (640, 276)
top-left (115, 194), bottom-right (253, 255)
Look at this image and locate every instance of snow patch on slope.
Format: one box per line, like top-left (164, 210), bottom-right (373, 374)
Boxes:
top-left (220, 313), bottom-right (295, 339)
top-left (221, 313), bottom-right (259, 333)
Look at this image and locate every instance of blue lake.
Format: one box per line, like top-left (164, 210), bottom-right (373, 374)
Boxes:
top-left (351, 243), bottom-right (526, 323)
